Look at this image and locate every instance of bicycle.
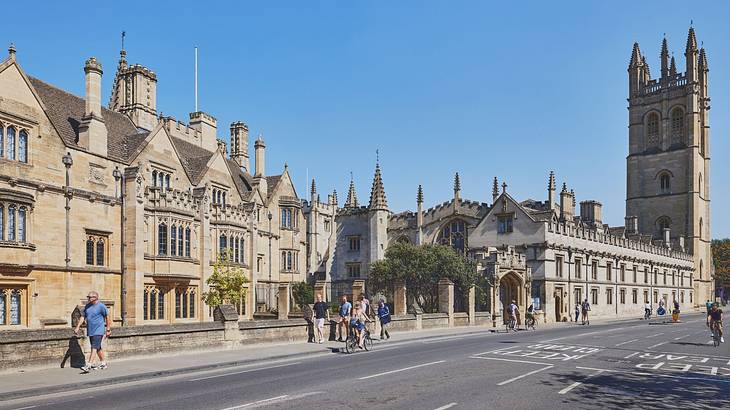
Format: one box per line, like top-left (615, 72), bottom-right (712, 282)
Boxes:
top-left (506, 316), bottom-right (517, 332)
top-left (643, 309), bottom-right (651, 320)
top-left (525, 315), bottom-right (537, 330)
top-left (710, 321), bottom-right (722, 348)
top-left (344, 323), bottom-right (373, 353)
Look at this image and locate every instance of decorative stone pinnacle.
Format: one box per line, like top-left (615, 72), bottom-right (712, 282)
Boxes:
top-left (311, 178), bottom-right (317, 196)
top-left (417, 184), bottom-right (423, 204)
top-left (502, 182), bottom-right (507, 194)
top-left (454, 172), bottom-right (461, 193)
top-left (84, 57), bottom-right (103, 74)
top-left (492, 177), bottom-right (499, 196)
top-left (548, 171), bottom-right (556, 191)
top-left (8, 43), bottom-right (16, 59)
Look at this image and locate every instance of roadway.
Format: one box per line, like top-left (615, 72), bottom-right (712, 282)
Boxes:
top-left (2, 313), bottom-right (727, 410)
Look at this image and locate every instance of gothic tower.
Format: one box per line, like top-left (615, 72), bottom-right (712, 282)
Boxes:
top-left (109, 47), bottom-right (158, 131)
top-left (368, 160), bottom-right (389, 262)
top-left (625, 28), bottom-right (712, 304)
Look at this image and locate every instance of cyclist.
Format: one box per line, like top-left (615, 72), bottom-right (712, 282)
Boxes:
top-left (644, 302), bottom-right (652, 320)
top-left (349, 305), bottom-right (371, 348)
top-left (507, 300), bottom-right (518, 331)
top-left (707, 302), bottom-right (724, 343)
top-left (525, 304), bottom-right (535, 327)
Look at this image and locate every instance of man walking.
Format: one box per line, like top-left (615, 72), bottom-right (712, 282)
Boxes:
top-left (581, 298), bottom-right (591, 325)
top-left (337, 296), bottom-right (352, 342)
top-left (74, 291), bottom-right (110, 372)
top-left (377, 299), bottom-right (391, 340)
top-left (313, 294), bottom-right (330, 344)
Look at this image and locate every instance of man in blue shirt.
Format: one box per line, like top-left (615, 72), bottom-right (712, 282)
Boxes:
top-left (74, 291), bottom-right (110, 372)
top-left (337, 296), bottom-right (352, 342)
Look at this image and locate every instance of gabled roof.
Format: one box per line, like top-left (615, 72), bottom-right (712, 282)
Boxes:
top-left (225, 158), bottom-right (254, 200)
top-left (265, 175), bottom-right (282, 199)
top-left (168, 136), bottom-right (215, 185)
top-left (28, 77), bottom-right (143, 162)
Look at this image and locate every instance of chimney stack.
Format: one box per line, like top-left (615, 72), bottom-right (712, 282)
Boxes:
top-left (78, 57), bottom-right (107, 157)
top-left (579, 200), bottom-right (602, 225)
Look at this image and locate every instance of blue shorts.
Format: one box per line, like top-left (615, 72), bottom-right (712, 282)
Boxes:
top-left (89, 335), bottom-right (104, 350)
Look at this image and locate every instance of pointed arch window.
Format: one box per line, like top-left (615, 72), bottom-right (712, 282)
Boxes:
top-left (152, 170), bottom-right (158, 187)
top-left (18, 130), bottom-right (28, 163)
top-left (178, 226), bottom-right (184, 256)
top-left (86, 239), bottom-right (95, 265)
top-left (96, 239), bottom-right (105, 266)
top-left (17, 207), bottom-right (26, 242)
top-left (239, 238), bottom-right (245, 264)
top-left (170, 225), bottom-right (177, 256)
top-left (7, 205), bottom-right (15, 241)
top-left (164, 174), bottom-right (170, 190)
top-left (6, 127), bottom-right (15, 160)
top-left (158, 223), bottom-right (168, 256)
top-left (185, 227), bottom-right (191, 257)
top-left (219, 234), bottom-right (227, 259)
top-left (670, 108), bottom-right (685, 146)
top-left (0, 125), bottom-right (4, 158)
top-left (646, 112), bottom-right (660, 149)
top-left (438, 219), bottom-right (467, 254)
top-left (659, 172), bottom-right (671, 194)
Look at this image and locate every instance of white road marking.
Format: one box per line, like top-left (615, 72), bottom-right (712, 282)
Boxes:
top-left (188, 362), bottom-right (301, 381)
top-left (615, 339), bottom-right (639, 347)
top-left (470, 356), bottom-right (551, 366)
top-left (558, 382), bottom-right (583, 395)
top-left (220, 392), bottom-right (322, 410)
top-left (359, 360), bottom-right (446, 380)
top-left (12, 406), bottom-right (38, 410)
top-left (674, 334), bottom-right (690, 340)
top-left (497, 365), bottom-right (553, 386)
top-left (558, 369), bottom-right (605, 395)
top-left (434, 402), bottom-right (458, 410)
top-left (648, 341), bottom-right (668, 349)
top-left (646, 333), bottom-right (664, 338)
top-left (422, 334), bottom-right (485, 344)
top-left (575, 366), bottom-right (730, 384)
top-left (624, 352), bottom-right (640, 359)
top-left (540, 324), bottom-right (645, 342)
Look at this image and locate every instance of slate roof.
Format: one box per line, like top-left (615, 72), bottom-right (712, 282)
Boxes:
top-left (265, 175), bottom-right (282, 199)
top-left (28, 77), bottom-right (143, 162)
top-left (225, 158), bottom-right (254, 200)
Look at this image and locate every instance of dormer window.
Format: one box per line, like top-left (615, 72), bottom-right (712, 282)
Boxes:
top-left (212, 188), bottom-right (228, 206)
top-left (152, 169), bottom-right (172, 189)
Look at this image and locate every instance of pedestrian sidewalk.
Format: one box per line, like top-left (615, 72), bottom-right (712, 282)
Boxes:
top-left (0, 311), bottom-right (701, 401)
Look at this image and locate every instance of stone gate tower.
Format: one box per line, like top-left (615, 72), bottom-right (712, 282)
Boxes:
top-left (625, 27), bottom-right (712, 304)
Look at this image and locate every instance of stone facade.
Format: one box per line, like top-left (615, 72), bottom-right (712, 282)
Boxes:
top-left (0, 45), bottom-right (305, 330)
top-left (311, 28), bottom-right (714, 321)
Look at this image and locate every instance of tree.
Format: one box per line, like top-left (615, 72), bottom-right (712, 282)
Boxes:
top-left (292, 282), bottom-right (314, 309)
top-left (369, 242), bottom-right (477, 313)
top-left (203, 250), bottom-right (249, 309)
top-left (712, 239), bottom-right (730, 282)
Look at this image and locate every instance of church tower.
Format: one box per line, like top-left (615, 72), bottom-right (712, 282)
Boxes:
top-left (625, 27), bottom-right (712, 304)
top-left (109, 45), bottom-right (158, 131)
top-left (368, 160), bottom-right (389, 262)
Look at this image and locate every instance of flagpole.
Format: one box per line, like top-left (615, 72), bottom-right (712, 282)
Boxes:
top-left (194, 47), bottom-right (198, 112)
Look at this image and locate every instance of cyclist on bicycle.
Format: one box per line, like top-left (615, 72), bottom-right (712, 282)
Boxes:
top-left (349, 305), bottom-right (371, 348)
top-left (644, 302), bottom-right (652, 320)
top-left (707, 302), bottom-right (724, 343)
top-left (507, 300), bottom-right (518, 330)
top-left (526, 304), bottom-right (534, 322)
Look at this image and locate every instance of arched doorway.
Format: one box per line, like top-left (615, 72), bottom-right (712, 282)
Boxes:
top-left (499, 271), bottom-right (524, 323)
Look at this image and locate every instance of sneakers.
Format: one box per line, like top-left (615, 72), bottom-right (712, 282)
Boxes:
top-left (722, 337), bottom-right (725, 343)
top-left (80, 365), bottom-right (91, 373)
top-left (318, 340), bottom-right (323, 344)
top-left (98, 362), bottom-right (108, 370)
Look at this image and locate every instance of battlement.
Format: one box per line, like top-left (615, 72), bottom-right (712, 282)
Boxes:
top-left (118, 63), bottom-right (158, 80)
top-left (640, 73), bottom-right (688, 95)
top-left (161, 116), bottom-right (202, 141)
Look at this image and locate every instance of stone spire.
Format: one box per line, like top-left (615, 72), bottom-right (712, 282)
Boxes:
top-left (548, 171), bottom-right (556, 210)
top-left (492, 177), bottom-right (499, 203)
top-left (345, 174), bottom-right (359, 209)
top-left (660, 37), bottom-right (670, 79)
top-left (368, 162), bottom-right (388, 210)
top-left (453, 172), bottom-right (461, 202)
top-left (641, 56), bottom-right (651, 79)
top-left (686, 26), bottom-right (698, 53)
top-left (332, 189), bottom-right (338, 206)
top-left (698, 47), bottom-right (708, 70)
top-left (310, 178), bottom-right (317, 201)
top-left (629, 42), bottom-right (642, 68)
top-left (570, 189), bottom-right (576, 209)
top-left (669, 55), bottom-right (677, 76)
top-left (417, 184), bottom-right (423, 204)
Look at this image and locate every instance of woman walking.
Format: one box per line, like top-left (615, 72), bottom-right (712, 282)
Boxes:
top-left (378, 299), bottom-right (391, 340)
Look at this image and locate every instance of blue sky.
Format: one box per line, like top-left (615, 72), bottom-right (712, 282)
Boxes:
top-left (5, 1), bottom-right (729, 237)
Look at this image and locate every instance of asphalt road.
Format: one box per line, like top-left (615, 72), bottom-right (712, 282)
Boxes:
top-left (2, 313), bottom-right (728, 410)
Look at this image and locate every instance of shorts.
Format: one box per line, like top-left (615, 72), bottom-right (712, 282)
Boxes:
top-left (89, 335), bottom-right (104, 350)
top-left (315, 318), bottom-right (325, 328)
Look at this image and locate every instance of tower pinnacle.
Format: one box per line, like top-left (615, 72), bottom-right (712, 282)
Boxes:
top-left (368, 162), bottom-right (388, 210)
top-left (417, 184), bottom-right (423, 204)
top-left (345, 173), bottom-right (359, 209)
top-left (661, 37), bottom-right (669, 79)
top-left (454, 172), bottom-right (461, 201)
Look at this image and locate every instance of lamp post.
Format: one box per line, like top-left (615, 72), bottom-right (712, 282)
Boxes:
top-left (268, 211), bottom-right (273, 310)
top-left (113, 167), bottom-right (126, 326)
top-left (62, 152), bottom-right (73, 269)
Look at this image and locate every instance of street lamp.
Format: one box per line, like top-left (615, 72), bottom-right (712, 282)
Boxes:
top-left (113, 166), bottom-right (127, 326)
top-left (62, 152), bottom-right (73, 269)
top-left (268, 211), bottom-right (273, 310)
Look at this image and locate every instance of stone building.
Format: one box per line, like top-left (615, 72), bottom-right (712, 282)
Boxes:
top-left (311, 28), bottom-right (713, 321)
top-left (0, 45), bottom-right (305, 329)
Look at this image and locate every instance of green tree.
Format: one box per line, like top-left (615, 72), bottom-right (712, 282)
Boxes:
top-left (712, 239), bottom-right (730, 282)
top-left (369, 242), bottom-right (477, 313)
top-left (292, 282), bottom-right (314, 309)
top-left (203, 250), bottom-right (249, 308)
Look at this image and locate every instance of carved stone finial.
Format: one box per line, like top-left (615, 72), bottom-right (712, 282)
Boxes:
top-left (8, 43), bottom-right (16, 60)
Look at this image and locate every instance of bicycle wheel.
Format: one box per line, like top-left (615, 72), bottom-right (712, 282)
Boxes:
top-left (364, 334), bottom-right (373, 351)
top-left (345, 337), bottom-right (355, 354)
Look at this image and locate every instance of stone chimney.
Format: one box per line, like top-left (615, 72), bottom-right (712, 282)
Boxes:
top-left (229, 121), bottom-right (250, 172)
top-left (559, 183), bottom-right (574, 221)
top-left (253, 135), bottom-right (267, 197)
top-left (625, 216), bottom-right (638, 234)
top-left (579, 200), bottom-right (602, 225)
top-left (190, 111), bottom-right (218, 152)
top-left (78, 57), bottom-right (107, 157)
